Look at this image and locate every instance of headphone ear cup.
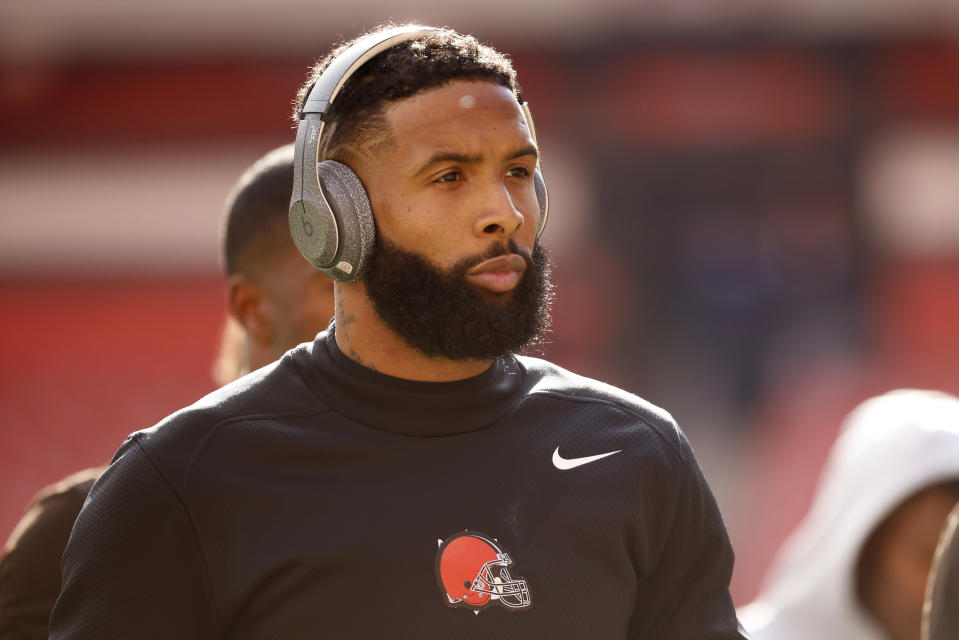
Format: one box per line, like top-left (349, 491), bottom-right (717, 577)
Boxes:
top-left (533, 168), bottom-right (548, 239)
top-left (314, 160), bottom-right (376, 282)
top-left (289, 171), bottom-right (339, 272)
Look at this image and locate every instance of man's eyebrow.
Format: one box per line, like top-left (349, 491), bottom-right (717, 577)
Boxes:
top-left (420, 151), bottom-right (482, 170)
top-left (416, 145), bottom-right (539, 175)
top-left (507, 145), bottom-right (539, 161)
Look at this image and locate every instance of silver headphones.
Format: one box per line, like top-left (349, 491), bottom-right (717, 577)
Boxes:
top-left (290, 25), bottom-right (548, 282)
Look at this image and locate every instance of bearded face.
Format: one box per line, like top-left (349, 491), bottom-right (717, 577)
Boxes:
top-left (362, 237), bottom-right (553, 361)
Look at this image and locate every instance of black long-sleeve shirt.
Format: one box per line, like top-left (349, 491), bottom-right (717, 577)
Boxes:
top-left (52, 329), bottom-right (746, 639)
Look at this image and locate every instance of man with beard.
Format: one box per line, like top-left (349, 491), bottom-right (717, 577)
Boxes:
top-left (51, 26), bottom-right (745, 639)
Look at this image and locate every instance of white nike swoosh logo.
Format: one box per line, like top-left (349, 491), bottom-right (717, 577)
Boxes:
top-left (552, 446), bottom-right (622, 470)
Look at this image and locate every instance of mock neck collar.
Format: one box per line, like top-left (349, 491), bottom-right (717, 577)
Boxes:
top-left (294, 326), bottom-right (526, 436)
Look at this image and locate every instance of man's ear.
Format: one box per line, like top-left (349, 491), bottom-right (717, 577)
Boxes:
top-left (227, 275), bottom-right (274, 346)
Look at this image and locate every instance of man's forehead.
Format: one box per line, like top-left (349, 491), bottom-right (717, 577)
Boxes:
top-left (386, 81), bottom-right (525, 130)
top-left (382, 80), bottom-right (533, 158)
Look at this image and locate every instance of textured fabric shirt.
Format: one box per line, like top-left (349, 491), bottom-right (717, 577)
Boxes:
top-left (52, 329), bottom-right (745, 639)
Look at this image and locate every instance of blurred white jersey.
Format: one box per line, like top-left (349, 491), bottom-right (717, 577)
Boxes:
top-left (739, 389), bottom-right (959, 640)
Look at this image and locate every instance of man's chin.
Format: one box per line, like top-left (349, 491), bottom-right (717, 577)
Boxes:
top-left (468, 283), bottom-right (516, 304)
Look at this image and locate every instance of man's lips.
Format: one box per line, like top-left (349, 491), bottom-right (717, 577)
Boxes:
top-left (467, 254), bottom-right (527, 293)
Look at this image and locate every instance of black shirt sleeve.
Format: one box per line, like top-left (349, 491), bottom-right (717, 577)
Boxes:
top-left (0, 473), bottom-right (97, 640)
top-left (627, 432), bottom-right (748, 639)
top-left (50, 437), bottom-right (224, 639)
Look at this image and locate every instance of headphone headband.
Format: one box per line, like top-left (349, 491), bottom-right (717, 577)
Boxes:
top-left (300, 25), bottom-right (439, 119)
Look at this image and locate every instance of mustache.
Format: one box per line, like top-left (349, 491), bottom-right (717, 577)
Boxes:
top-left (452, 238), bottom-right (534, 274)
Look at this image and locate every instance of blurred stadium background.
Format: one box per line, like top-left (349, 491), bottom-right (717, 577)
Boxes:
top-left (2, 0), bottom-right (959, 605)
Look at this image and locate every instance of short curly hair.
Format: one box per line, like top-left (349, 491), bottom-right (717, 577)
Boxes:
top-left (293, 25), bottom-right (521, 163)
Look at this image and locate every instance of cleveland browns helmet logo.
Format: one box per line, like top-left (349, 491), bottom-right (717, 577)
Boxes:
top-left (435, 530), bottom-right (532, 612)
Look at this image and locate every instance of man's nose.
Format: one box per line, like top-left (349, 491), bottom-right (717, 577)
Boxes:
top-left (473, 180), bottom-right (526, 238)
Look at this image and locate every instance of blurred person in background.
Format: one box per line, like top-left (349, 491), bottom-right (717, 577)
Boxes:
top-left (739, 389), bottom-right (959, 640)
top-left (923, 502), bottom-right (959, 640)
top-left (216, 143), bottom-right (335, 384)
top-left (0, 143), bottom-right (332, 640)
top-left (0, 468), bottom-right (101, 640)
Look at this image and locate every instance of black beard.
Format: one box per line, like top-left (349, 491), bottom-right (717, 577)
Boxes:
top-left (362, 237), bottom-right (553, 361)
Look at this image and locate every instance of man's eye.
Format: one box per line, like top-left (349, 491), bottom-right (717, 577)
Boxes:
top-left (507, 167), bottom-right (531, 179)
top-left (435, 172), bottom-right (460, 183)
